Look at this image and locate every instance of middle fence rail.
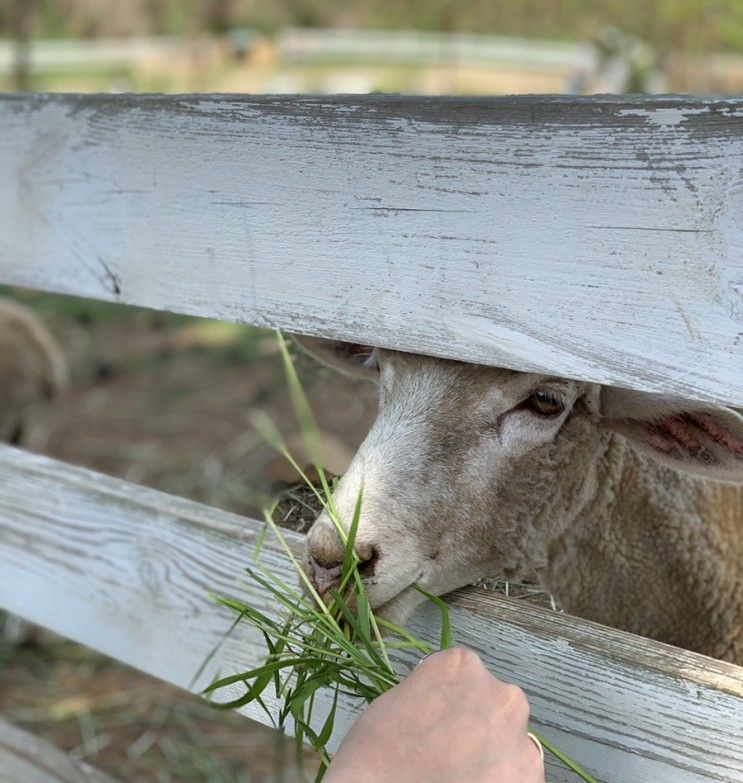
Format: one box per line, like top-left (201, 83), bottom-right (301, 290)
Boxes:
top-left (0, 445), bottom-right (740, 783)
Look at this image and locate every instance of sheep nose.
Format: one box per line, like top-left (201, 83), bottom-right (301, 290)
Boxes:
top-left (306, 525), bottom-right (378, 595)
top-left (307, 557), bottom-right (344, 595)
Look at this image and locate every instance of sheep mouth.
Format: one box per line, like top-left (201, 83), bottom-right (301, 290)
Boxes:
top-left (313, 581), bottom-right (420, 623)
top-left (372, 584), bottom-right (425, 626)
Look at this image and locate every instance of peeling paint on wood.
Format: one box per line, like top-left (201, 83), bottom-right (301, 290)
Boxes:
top-left (0, 94), bottom-right (741, 406)
top-left (0, 446), bottom-right (740, 783)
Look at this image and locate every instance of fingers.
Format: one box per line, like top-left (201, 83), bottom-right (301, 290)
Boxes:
top-left (331, 645), bottom-right (546, 783)
top-left (408, 647), bottom-right (544, 782)
top-left (497, 680), bottom-right (531, 727)
top-left (413, 646), bottom-right (488, 679)
top-left (413, 649), bottom-right (530, 724)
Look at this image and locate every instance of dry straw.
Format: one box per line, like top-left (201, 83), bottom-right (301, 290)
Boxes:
top-left (204, 332), bottom-right (600, 783)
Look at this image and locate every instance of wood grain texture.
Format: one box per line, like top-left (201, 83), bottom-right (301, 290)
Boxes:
top-left (0, 446), bottom-right (740, 783)
top-left (0, 717), bottom-right (120, 783)
top-left (0, 94), bottom-right (741, 407)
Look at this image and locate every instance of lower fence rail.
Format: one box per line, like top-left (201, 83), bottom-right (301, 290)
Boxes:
top-left (0, 445), bottom-right (740, 782)
top-left (0, 717), bottom-right (120, 783)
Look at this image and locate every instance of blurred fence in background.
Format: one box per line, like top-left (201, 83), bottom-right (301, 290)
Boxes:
top-left (3, 25), bottom-right (743, 95)
top-left (0, 29), bottom-right (593, 94)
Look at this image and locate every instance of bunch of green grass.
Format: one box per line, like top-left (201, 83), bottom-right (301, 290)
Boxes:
top-left (203, 332), bottom-right (599, 783)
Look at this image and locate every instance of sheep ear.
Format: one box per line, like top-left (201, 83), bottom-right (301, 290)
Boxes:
top-left (291, 334), bottom-right (378, 380)
top-left (600, 387), bottom-right (743, 482)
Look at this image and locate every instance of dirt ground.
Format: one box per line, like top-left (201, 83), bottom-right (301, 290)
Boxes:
top-left (1, 289), bottom-right (378, 782)
top-left (0, 631), bottom-right (317, 782)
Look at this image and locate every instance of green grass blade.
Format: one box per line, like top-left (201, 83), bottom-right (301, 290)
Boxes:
top-left (354, 589), bottom-right (372, 642)
top-left (189, 611), bottom-right (244, 691)
top-left (262, 507), bottom-right (334, 619)
top-left (203, 658), bottom-right (324, 695)
top-left (363, 586), bottom-right (394, 676)
top-left (328, 589), bottom-right (389, 676)
top-left (342, 487), bottom-right (363, 577)
top-left (316, 686), bottom-right (340, 747)
top-left (291, 668), bottom-right (339, 708)
top-left (215, 593), bottom-right (282, 632)
top-left (276, 331), bottom-right (338, 517)
top-left (252, 521), bottom-right (269, 562)
top-left (374, 617), bottom-right (433, 655)
top-left (250, 408), bottom-right (331, 515)
top-left (414, 585), bottom-right (452, 650)
top-left (531, 731), bottom-right (600, 783)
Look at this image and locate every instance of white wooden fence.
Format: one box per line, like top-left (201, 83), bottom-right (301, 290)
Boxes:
top-left (0, 94), bottom-right (741, 783)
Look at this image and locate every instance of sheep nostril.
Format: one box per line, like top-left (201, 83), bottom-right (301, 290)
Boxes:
top-left (357, 546), bottom-right (380, 578)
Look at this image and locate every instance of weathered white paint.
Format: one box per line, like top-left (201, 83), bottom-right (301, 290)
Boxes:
top-left (0, 446), bottom-right (740, 783)
top-left (0, 94), bottom-right (741, 407)
top-left (0, 717), bottom-right (119, 783)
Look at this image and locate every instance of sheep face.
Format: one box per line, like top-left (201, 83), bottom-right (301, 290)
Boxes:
top-left (297, 337), bottom-right (743, 626)
top-left (300, 340), bottom-right (601, 623)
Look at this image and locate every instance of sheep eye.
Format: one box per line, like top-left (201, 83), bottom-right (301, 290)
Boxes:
top-left (335, 344), bottom-right (377, 369)
top-left (526, 389), bottom-right (565, 417)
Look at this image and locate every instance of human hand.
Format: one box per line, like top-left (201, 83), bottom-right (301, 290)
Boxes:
top-left (324, 647), bottom-right (545, 783)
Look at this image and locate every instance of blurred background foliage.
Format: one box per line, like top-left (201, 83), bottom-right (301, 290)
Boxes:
top-left (4, 0), bottom-right (743, 94)
top-left (1, 0), bottom-right (742, 51)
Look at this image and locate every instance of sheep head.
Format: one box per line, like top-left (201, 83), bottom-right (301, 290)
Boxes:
top-left (294, 335), bottom-right (743, 625)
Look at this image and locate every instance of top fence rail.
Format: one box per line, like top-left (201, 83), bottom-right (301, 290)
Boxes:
top-left (0, 94), bottom-right (741, 406)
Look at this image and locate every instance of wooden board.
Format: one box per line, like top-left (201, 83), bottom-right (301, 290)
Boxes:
top-left (0, 718), bottom-right (119, 783)
top-left (0, 445), bottom-right (740, 783)
top-left (0, 94), bottom-right (741, 407)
